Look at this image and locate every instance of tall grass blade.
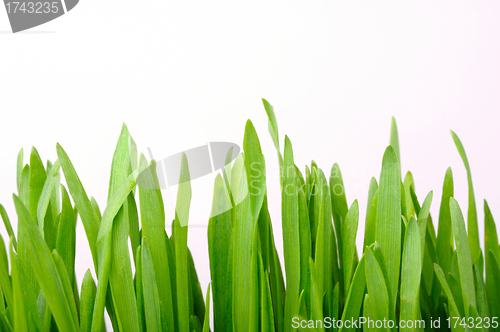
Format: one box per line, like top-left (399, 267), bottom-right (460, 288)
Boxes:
top-left (174, 153), bottom-right (192, 332)
top-left (141, 239), bottom-right (162, 332)
top-left (375, 146), bottom-right (401, 315)
top-left (139, 156), bottom-right (174, 331)
top-left (282, 136), bottom-right (300, 332)
top-left (13, 195), bottom-right (78, 331)
top-left (400, 218), bottom-right (422, 332)
top-left (449, 198), bottom-right (476, 318)
top-left (451, 131), bottom-right (480, 265)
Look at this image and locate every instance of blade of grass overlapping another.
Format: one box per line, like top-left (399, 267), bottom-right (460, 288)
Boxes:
top-left (433, 264), bottom-right (466, 332)
top-left (16, 148), bottom-right (23, 194)
top-left (339, 254), bottom-right (365, 332)
top-left (57, 144), bottom-right (100, 266)
top-left (141, 239), bottom-right (162, 332)
top-left (174, 153), bottom-right (192, 332)
top-left (10, 240), bottom-right (28, 332)
top-left (138, 155), bottom-right (174, 331)
top-left (365, 247), bottom-right (389, 327)
top-left (400, 218), bottom-right (421, 332)
top-left (231, 159), bottom-right (255, 332)
top-left (91, 167), bottom-right (141, 332)
top-left (375, 146), bottom-right (401, 315)
top-left (188, 249), bottom-right (206, 325)
top-left (449, 198), bottom-right (476, 318)
top-left (390, 117), bottom-right (402, 177)
top-left (13, 195), bottom-right (78, 331)
top-left (282, 136), bottom-right (301, 332)
top-left (403, 172), bottom-right (415, 222)
top-left (436, 167), bottom-right (454, 278)
top-left (0, 204), bottom-right (16, 250)
top-left (208, 173), bottom-right (233, 332)
top-left (37, 158), bottom-right (60, 246)
top-left (202, 284), bottom-right (211, 332)
top-left (80, 270), bottom-right (97, 332)
top-left (451, 131), bottom-right (480, 266)
top-left (0, 235), bottom-right (13, 316)
top-left (484, 201), bottom-right (499, 266)
top-left (262, 98), bottom-right (283, 169)
top-left (330, 163), bottom-right (348, 286)
top-left (105, 124), bottom-right (140, 332)
top-left (485, 250), bottom-right (500, 319)
top-left (55, 185), bottom-right (77, 289)
top-left (342, 200), bottom-right (359, 297)
top-left (364, 190), bottom-right (379, 251)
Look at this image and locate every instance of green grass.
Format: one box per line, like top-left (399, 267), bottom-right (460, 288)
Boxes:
top-left (0, 99), bottom-right (499, 331)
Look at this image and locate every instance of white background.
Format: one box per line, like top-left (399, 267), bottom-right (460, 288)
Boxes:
top-left (1, 1), bottom-right (500, 329)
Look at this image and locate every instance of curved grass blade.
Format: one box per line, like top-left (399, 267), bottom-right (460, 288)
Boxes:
top-left (52, 250), bottom-right (79, 327)
top-left (485, 250), bottom-right (500, 319)
top-left (56, 144), bottom-right (100, 265)
top-left (451, 131), bottom-right (480, 265)
top-left (0, 205), bottom-right (16, 251)
top-left (434, 264), bottom-right (465, 332)
top-left (262, 98), bottom-right (283, 168)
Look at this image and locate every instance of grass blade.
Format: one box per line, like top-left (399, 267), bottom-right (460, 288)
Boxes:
top-left (174, 153), bottom-right (192, 332)
top-left (375, 146), bottom-right (401, 315)
top-left (342, 200), bottom-right (359, 296)
top-left (141, 239), bottom-right (162, 332)
top-left (139, 156), bottom-right (174, 331)
top-left (14, 194), bottom-right (78, 331)
top-left (451, 131), bottom-right (480, 265)
top-left (282, 136), bottom-right (300, 332)
top-left (400, 218), bottom-right (422, 332)
top-left (80, 270), bottom-right (96, 332)
top-left (450, 198), bottom-right (476, 317)
top-left (436, 167), bottom-right (454, 277)
top-left (57, 144), bottom-right (100, 266)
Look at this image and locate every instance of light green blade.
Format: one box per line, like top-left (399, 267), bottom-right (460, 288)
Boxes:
top-left (450, 198), bottom-right (477, 317)
top-left (451, 131), bottom-right (480, 266)
top-left (400, 218), bottom-right (422, 332)
top-left (141, 239), bottom-right (162, 332)
top-left (375, 146), bottom-right (401, 315)
top-left (13, 195), bottom-right (78, 332)
top-left (282, 136), bottom-right (300, 332)
top-left (174, 153), bottom-right (192, 332)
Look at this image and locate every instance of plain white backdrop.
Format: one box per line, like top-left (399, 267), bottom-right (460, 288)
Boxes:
top-left (1, 1), bottom-right (500, 329)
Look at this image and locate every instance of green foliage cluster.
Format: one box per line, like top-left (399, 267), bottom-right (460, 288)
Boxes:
top-left (0, 100), bottom-right (498, 331)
